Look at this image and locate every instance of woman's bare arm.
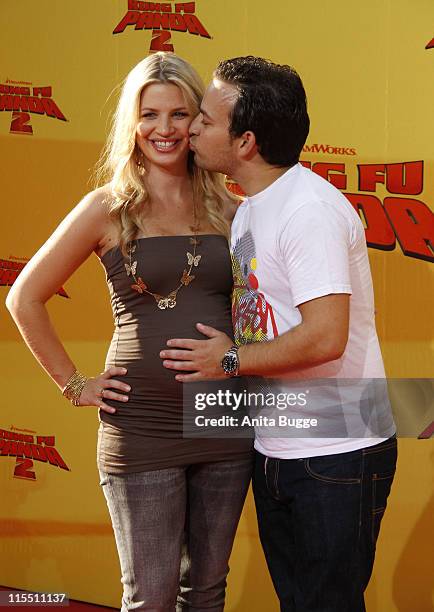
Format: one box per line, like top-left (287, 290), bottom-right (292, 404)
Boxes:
top-left (5, 187), bottom-right (129, 412)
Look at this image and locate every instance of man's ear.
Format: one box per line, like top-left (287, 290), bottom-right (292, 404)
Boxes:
top-left (238, 131), bottom-right (257, 160)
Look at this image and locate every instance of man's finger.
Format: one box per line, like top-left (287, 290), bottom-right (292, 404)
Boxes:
top-left (160, 349), bottom-right (193, 360)
top-left (175, 372), bottom-right (205, 383)
top-left (166, 338), bottom-right (200, 349)
top-left (196, 323), bottom-right (222, 338)
top-left (163, 360), bottom-right (196, 371)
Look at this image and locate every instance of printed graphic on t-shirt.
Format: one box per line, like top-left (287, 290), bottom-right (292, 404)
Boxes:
top-left (231, 230), bottom-right (279, 345)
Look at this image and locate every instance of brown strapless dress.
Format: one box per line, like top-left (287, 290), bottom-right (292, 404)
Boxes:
top-left (97, 234), bottom-right (252, 473)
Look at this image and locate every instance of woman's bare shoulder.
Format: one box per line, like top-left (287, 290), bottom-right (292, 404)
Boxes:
top-left (84, 185), bottom-right (121, 258)
top-left (82, 184), bottom-right (113, 212)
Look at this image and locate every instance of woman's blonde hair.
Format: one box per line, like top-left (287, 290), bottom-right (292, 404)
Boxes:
top-left (95, 52), bottom-right (238, 255)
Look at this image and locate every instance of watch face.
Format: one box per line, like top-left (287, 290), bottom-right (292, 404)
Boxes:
top-left (223, 354), bottom-right (237, 373)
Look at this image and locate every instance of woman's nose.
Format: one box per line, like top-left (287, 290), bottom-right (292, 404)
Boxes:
top-left (156, 117), bottom-right (174, 136)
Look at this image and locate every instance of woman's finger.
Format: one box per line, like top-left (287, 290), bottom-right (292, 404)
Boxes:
top-left (99, 388), bottom-right (129, 402)
top-left (94, 398), bottom-right (117, 414)
top-left (77, 390), bottom-right (116, 413)
top-left (102, 366), bottom-right (128, 379)
top-left (104, 379), bottom-right (131, 393)
top-left (78, 368), bottom-right (130, 410)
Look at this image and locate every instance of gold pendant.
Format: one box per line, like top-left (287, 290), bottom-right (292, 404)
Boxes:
top-left (156, 292), bottom-right (177, 309)
top-left (127, 235), bottom-right (199, 310)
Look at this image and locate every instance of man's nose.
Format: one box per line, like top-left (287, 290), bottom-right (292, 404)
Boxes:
top-left (189, 114), bottom-right (200, 137)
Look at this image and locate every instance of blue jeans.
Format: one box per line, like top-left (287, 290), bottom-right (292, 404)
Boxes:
top-left (99, 457), bottom-right (252, 611)
top-left (252, 437), bottom-right (397, 612)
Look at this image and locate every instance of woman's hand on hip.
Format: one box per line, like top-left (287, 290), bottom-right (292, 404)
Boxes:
top-left (78, 367), bottom-right (130, 413)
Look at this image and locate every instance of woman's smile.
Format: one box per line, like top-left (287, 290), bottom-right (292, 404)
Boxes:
top-left (150, 138), bottom-right (181, 153)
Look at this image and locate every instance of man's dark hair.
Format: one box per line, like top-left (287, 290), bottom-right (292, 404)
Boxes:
top-left (214, 56), bottom-right (310, 167)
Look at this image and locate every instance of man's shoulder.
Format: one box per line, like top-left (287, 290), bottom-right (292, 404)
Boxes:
top-left (259, 164), bottom-right (346, 213)
top-left (232, 163), bottom-right (362, 241)
top-left (282, 165), bottom-right (360, 226)
top-left (294, 164), bottom-right (348, 205)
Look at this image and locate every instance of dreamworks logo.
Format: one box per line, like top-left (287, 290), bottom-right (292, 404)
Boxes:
top-left (303, 143), bottom-right (356, 156)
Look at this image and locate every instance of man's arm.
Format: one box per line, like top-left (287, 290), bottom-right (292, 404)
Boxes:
top-left (238, 293), bottom-right (349, 375)
top-left (160, 293), bottom-right (349, 381)
top-left (162, 196), bottom-right (354, 381)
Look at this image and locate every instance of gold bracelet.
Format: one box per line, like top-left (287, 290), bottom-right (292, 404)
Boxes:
top-left (62, 370), bottom-right (87, 406)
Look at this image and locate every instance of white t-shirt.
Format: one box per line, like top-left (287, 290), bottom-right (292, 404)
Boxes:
top-left (230, 163), bottom-right (395, 459)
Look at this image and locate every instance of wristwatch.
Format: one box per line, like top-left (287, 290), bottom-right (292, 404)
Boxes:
top-left (221, 346), bottom-right (240, 377)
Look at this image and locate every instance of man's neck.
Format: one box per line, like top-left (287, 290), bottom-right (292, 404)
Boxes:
top-left (233, 163), bottom-right (293, 197)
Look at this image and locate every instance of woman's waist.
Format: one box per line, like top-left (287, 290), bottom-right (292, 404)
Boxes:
top-left (112, 314), bottom-right (233, 338)
top-left (105, 316), bottom-right (233, 370)
top-left (112, 292), bottom-right (232, 322)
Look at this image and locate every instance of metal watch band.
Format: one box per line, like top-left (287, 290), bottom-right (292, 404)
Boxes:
top-left (221, 345), bottom-right (240, 377)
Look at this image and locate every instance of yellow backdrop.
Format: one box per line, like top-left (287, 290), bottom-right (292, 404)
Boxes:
top-left (1, 1), bottom-right (433, 610)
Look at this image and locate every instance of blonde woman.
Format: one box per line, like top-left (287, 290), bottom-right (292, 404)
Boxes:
top-left (6, 53), bottom-right (252, 611)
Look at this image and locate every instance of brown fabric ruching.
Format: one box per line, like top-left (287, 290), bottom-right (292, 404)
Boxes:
top-left (97, 235), bottom-right (252, 473)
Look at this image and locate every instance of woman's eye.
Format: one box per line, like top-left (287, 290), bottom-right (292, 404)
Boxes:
top-left (142, 112), bottom-right (156, 118)
top-left (174, 111), bottom-right (188, 118)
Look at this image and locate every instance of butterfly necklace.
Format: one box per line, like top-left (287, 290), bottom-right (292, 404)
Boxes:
top-left (125, 231), bottom-right (202, 310)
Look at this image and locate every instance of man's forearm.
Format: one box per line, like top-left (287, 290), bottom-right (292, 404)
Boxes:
top-left (160, 295), bottom-right (350, 382)
top-left (238, 322), bottom-right (345, 377)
